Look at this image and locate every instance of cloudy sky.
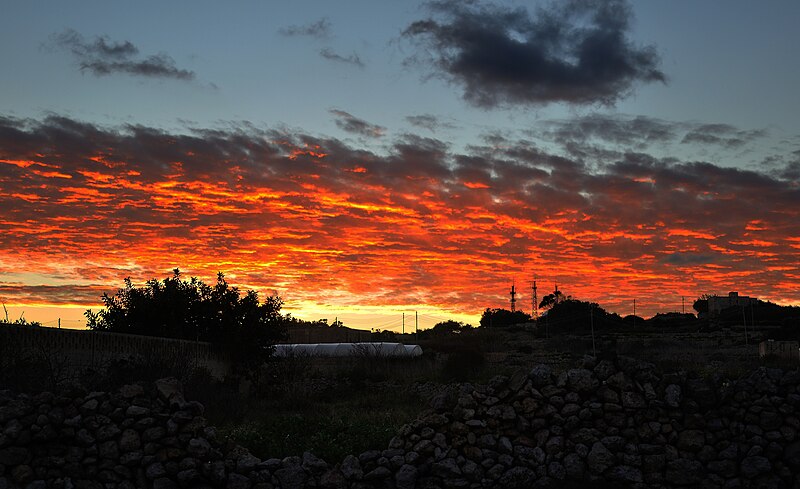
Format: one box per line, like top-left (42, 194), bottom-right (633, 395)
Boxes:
top-left (2, 1), bottom-right (799, 329)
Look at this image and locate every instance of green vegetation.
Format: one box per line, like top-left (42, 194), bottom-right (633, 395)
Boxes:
top-left (479, 308), bottom-right (532, 328)
top-left (8, 282), bottom-right (800, 464)
top-left (218, 390), bottom-right (419, 463)
top-left (418, 319), bottom-right (473, 337)
top-left (85, 269), bottom-right (287, 378)
top-left (0, 321), bottom-right (67, 392)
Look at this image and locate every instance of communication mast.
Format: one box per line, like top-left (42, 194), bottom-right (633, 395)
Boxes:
top-left (510, 281), bottom-right (517, 312)
top-left (531, 278), bottom-right (538, 320)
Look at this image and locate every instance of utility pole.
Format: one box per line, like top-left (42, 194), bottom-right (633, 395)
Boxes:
top-left (402, 313), bottom-right (405, 335)
top-left (682, 296), bottom-right (685, 314)
top-left (510, 281), bottom-right (517, 312)
top-left (415, 311), bottom-right (418, 342)
top-left (742, 305), bottom-right (749, 345)
top-left (590, 304), bottom-right (596, 356)
top-left (633, 299), bottom-right (636, 329)
top-left (58, 318), bottom-right (61, 329)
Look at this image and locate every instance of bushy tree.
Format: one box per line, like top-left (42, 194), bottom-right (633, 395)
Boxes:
top-left (85, 269), bottom-right (287, 377)
top-left (539, 290), bottom-right (569, 310)
top-left (420, 320), bottom-right (473, 337)
top-left (542, 299), bottom-right (629, 333)
top-left (432, 320), bottom-right (472, 334)
top-left (479, 308), bottom-right (532, 328)
top-left (693, 295), bottom-right (709, 315)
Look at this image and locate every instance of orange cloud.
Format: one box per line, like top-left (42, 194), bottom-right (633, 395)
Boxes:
top-left (0, 115), bottom-right (799, 326)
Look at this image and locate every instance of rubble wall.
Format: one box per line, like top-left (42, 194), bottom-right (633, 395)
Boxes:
top-left (2, 356), bottom-right (800, 488)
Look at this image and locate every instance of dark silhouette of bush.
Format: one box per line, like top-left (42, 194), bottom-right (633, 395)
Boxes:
top-left (479, 308), bottom-right (532, 328)
top-left (418, 320), bottom-right (473, 338)
top-left (85, 269), bottom-right (287, 379)
top-left (646, 312), bottom-right (699, 329)
top-left (693, 297), bottom-right (709, 315)
top-left (541, 299), bottom-right (606, 333)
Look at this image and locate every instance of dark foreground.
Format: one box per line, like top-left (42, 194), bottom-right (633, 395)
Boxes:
top-left (1, 356), bottom-right (799, 488)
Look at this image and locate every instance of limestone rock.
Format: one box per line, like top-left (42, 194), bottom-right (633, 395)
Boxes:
top-left (587, 442), bottom-right (615, 474)
top-left (566, 369), bottom-right (598, 394)
top-left (529, 365), bottom-right (553, 387)
top-left (740, 455), bottom-right (771, 479)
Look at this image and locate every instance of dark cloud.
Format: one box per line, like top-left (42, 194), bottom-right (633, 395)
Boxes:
top-left (536, 115), bottom-right (769, 167)
top-left (406, 114), bottom-right (456, 132)
top-left (772, 149), bottom-right (800, 180)
top-left (51, 29), bottom-right (138, 59)
top-left (545, 114), bottom-right (676, 147)
top-left (329, 110), bottom-right (385, 138)
top-left (47, 29), bottom-right (195, 80)
top-left (279, 18), bottom-right (332, 39)
top-left (782, 161), bottom-right (800, 180)
top-left (319, 48), bottom-right (365, 68)
top-left (403, 0), bottom-right (665, 108)
top-left (681, 123), bottom-right (767, 148)
top-left (0, 285), bottom-right (107, 305)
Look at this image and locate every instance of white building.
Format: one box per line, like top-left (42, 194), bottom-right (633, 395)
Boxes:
top-left (707, 291), bottom-right (757, 315)
top-left (274, 342), bottom-right (423, 358)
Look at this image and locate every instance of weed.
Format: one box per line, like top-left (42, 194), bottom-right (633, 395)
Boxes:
top-left (217, 387), bottom-right (421, 462)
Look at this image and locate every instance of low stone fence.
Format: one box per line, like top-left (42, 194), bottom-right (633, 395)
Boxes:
top-left (0, 324), bottom-right (230, 379)
top-left (2, 355), bottom-right (800, 488)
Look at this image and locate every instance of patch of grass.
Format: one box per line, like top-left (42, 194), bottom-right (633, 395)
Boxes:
top-left (218, 389), bottom-right (420, 463)
top-left (441, 349), bottom-right (486, 382)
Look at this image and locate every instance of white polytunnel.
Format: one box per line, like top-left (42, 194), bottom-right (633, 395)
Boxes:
top-left (273, 342), bottom-right (423, 358)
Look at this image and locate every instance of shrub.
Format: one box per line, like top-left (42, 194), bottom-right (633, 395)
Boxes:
top-left (85, 269), bottom-right (287, 380)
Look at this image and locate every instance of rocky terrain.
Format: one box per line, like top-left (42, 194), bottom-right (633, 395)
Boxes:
top-left (2, 355), bottom-right (800, 488)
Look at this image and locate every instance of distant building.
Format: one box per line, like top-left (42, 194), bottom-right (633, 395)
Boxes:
top-left (708, 291), bottom-right (757, 315)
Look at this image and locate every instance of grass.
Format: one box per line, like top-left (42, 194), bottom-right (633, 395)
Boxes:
top-left (4, 323), bottom-right (784, 464)
top-left (218, 389), bottom-right (420, 462)
top-left (208, 334), bottom-right (503, 462)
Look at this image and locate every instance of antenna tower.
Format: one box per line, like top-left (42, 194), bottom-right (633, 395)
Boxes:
top-left (510, 281), bottom-right (517, 312)
top-left (532, 278), bottom-right (538, 320)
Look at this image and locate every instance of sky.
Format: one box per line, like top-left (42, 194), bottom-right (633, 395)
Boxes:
top-left (1, 1), bottom-right (799, 331)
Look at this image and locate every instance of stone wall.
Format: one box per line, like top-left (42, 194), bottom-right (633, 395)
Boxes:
top-left (0, 324), bottom-right (230, 379)
top-left (2, 355), bottom-right (800, 488)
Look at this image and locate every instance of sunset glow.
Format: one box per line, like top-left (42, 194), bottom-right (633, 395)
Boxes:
top-left (1, 115), bottom-right (798, 329)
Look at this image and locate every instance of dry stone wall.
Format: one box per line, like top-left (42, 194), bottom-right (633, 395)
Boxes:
top-left (0, 324), bottom-right (230, 379)
top-left (2, 356), bottom-right (800, 488)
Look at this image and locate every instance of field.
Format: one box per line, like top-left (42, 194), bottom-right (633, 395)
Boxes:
top-left (0, 322), bottom-right (779, 466)
top-left (194, 325), bottom-right (768, 464)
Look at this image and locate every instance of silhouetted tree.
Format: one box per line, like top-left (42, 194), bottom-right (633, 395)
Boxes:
top-left (542, 299), bottom-right (633, 334)
top-left (693, 295), bottom-right (710, 315)
top-left (543, 299), bottom-right (601, 332)
top-left (646, 312), bottom-right (699, 329)
top-left (421, 320), bottom-right (473, 337)
top-left (479, 308), bottom-right (532, 328)
top-left (86, 269), bottom-right (287, 378)
top-left (539, 290), bottom-right (568, 310)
